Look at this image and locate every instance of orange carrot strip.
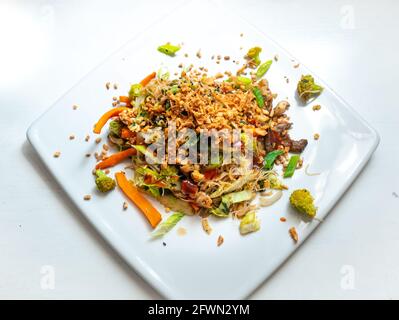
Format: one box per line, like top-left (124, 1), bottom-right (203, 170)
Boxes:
top-left (95, 148), bottom-right (136, 170)
top-left (121, 127), bottom-right (135, 139)
top-left (115, 172), bottom-right (162, 228)
top-left (93, 107), bottom-right (128, 134)
top-left (119, 96), bottom-right (130, 103)
top-left (140, 72), bottom-right (156, 87)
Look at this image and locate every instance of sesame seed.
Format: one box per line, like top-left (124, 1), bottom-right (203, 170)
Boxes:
top-left (196, 49), bottom-right (202, 59)
top-left (123, 202), bottom-right (128, 210)
top-left (85, 135), bottom-right (90, 142)
top-left (113, 83), bottom-right (118, 90)
top-left (53, 151), bottom-right (61, 158)
top-left (105, 82), bottom-right (111, 90)
top-left (83, 195), bottom-right (92, 201)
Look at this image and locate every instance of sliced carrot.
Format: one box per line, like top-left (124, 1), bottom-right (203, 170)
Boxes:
top-left (115, 172), bottom-right (162, 228)
top-left (121, 127), bottom-right (135, 139)
top-left (95, 148), bottom-right (136, 170)
top-left (140, 72), bottom-right (156, 87)
top-left (93, 107), bottom-right (128, 134)
top-left (119, 96), bottom-right (130, 103)
top-left (119, 96), bottom-right (131, 107)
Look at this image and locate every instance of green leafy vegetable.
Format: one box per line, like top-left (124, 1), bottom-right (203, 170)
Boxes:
top-left (246, 47), bottom-right (262, 66)
top-left (109, 120), bottom-right (122, 137)
top-left (256, 60), bottom-right (272, 78)
top-left (157, 43), bottom-right (181, 56)
top-left (264, 150), bottom-right (284, 170)
top-left (211, 190), bottom-right (254, 217)
top-left (151, 212), bottom-right (184, 238)
top-left (133, 145), bottom-right (159, 164)
top-left (252, 87), bottom-right (265, 107)
top-left (267, 172), bottom-right (286, 190)
top-left (284, 155), bottom-right (300, 178)
top-left (157, 68), bottom-right (170, 80)
top-left (236, 76), bottom-right (252, 86)
top-left (239, 212), bottom-right (260, 235)
top-left (297, 75), bottom-right (323, 103)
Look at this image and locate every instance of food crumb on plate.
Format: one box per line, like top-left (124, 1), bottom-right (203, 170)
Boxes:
top-left (162, 242), bottom-right (167, 247)
top-left (83, 194), bottom-right (92, 201)
top-left (69, 134), bottom-right (75, 140)
top-left (72, 104), bottom-right (79, 110)
top-left (85, 153), bottom-right (91, 157)
top-left (177, 227), bottom-right (187, 236)
top-left (314, 133), bottom-right (320, 140)
top-left (95, 137), bottom-right (102, 144)
top-left (53, 151), bottom-right (61, 158)
top-left (105, 82), bottom-right (111, 90)
top-left (201, 218), bottom-right (212, 235)
top-left (217, 235), bottom-right (224, 247)
top-left (123, 201), bottom-right (128, 210)
top-left (196, 49), bottom-right (202, 59)
top-left (293, 63), bottom-right (300, 68)
top-left (312, 104), bottom-right (321, 111)
top-left (85, 134), bottom-right (90, 142)
top-left (280, 217), bottom-right (287, 222)
top-left (289, 227), bottom-right (298, 243)
top-left (274, 54), bottom-right (279, 61)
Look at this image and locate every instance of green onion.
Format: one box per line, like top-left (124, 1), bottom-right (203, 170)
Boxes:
top-left (151, 212), bottom-right (184, 238)
top-left (129, 83), bottom-right (143, 99)
top-left (236, 76), bottom-right (252, 87)
top-left (252, 87), bottom-right (265, 107)
top-left (256, 60), bottom-right (273, 78)
top-left (157, 43), bottom-right (181, 56)
top-left (284, 155), bottom-right (300, 178)
top-left (264, 150), bottom-right (284, 170)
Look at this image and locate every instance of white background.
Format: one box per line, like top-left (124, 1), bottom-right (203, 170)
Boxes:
top-left (0, 0), bottom-right (398, 299)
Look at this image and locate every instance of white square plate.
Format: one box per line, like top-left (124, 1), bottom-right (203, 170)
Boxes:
top-left (27, 0), bottom-right (379, 299)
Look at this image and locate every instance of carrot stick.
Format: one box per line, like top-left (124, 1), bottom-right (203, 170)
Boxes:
top-left (93, 107), bottom-right (128, 134)
top-left (119, 96), bottom-right (130, 103)
top-left (95, 148), bottom-right (137, 170)
top-left (140, 72), bottom-right (156, 87)
top-left (121, 127), bottom-right (135, 139)
top-left (115, 172), bottom-right (162, 228)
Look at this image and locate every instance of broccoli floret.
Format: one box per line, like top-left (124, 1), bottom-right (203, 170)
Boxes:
top-left (289, 189), bottom-right (317, 218)
top-left (297, 75), bottom-right (323, 103)
top-left (109, 120), bottom-right (122, 137)
top-left (95, 170), bottom-right (116, 193)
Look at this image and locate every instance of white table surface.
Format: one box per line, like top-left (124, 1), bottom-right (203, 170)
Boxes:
top-left (1, 0), bottom-right (398, 299)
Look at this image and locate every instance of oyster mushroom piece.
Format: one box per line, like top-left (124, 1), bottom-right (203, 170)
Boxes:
top-left (273, 100), bottom-right (290, 116)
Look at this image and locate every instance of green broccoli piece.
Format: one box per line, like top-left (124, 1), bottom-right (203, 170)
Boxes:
top-left (109, 120), bottom-right (122, 137)
top-left (95, 170), bottom-right (116, 193)
top-left (297, 75), bottom-right (323, 103)
top-left (289, 189), bottom-right (317, 218)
